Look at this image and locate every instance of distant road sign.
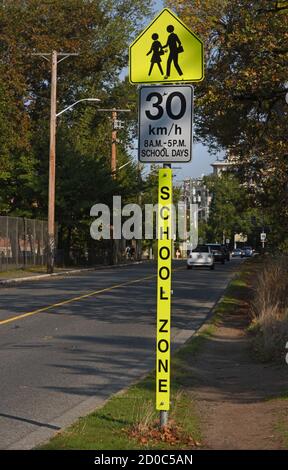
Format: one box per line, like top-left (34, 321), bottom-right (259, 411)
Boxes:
top-left (129, 8), bottom-right (204, 84)
top-left (260, 232), bottom-right (266, 241)
top-left (138, 85), bottom-right (193, 164)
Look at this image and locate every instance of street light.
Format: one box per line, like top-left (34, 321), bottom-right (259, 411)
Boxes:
top-left (47, 95), bottom-right (101, 273)
top-left (116, 160), bottom-right (133, 172)
top-left (56, 98), bottom-right (101, 117)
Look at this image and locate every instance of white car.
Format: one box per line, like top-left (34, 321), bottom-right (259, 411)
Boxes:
top-left (187, 245), bottom-right (215, 270)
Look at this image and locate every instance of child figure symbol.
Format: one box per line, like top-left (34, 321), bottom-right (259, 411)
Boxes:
top-left (146, 33), bottom-right (165, 76)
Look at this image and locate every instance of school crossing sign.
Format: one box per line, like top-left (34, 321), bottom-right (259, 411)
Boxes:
top-left (129, 8), bottom-right (204, 84)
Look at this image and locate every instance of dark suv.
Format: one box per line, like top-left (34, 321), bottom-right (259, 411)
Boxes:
top-left (206, 244), bottom-right (226, 264)
top-left (242, 246), bottom-right (253, 257)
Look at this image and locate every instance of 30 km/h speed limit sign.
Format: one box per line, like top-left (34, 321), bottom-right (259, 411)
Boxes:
top-left (139, 85), bottom-right (193, 163)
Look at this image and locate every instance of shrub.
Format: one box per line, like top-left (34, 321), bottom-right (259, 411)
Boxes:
top-left (251, 256), bottom-right (288, 361)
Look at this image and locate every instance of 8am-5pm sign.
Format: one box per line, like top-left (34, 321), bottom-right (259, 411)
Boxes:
top-left (139, 85), bottom-right (193, 164)
top-left (156, 168), bottom-right (172, 411)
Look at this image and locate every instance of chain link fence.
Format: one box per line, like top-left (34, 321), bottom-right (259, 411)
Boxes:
top-left (0, 216), bottom-right (144, 272)
top-left (0, 216), bottom-right (48, 272)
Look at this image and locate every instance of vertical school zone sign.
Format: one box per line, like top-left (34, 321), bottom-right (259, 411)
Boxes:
top-left (156, 168), bottom-right (172, 410)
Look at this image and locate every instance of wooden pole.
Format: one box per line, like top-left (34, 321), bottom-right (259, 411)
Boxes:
top-left (32, 52), bottom-right (78, 273)
top-left (111, 109), bottom-right (117, 177)
top-left (47, 50), bottom-right (57, 273)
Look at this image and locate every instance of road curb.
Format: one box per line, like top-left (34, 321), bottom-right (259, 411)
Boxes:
top-left (0, 261), bottom-right (145, 288)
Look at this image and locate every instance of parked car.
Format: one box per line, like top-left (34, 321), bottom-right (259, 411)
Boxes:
top-left (187, 245), bottom-right (214, 270)
top-left (206, 244), bottom-right (226, 264)
top-left (242, 246), bottom-right (254, 257)
top-left (232, 248), bottom-right (244, 257)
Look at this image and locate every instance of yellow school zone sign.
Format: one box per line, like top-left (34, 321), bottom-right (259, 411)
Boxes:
top-left (156, 169), bottom-right (172, 410)
top-left (129, 8), bottom-right (204, 84)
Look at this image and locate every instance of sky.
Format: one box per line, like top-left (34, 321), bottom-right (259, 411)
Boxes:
top-left (127, 0), bottom-right (224, 181)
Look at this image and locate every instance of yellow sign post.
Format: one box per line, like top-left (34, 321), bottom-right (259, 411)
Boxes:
top-left (156, 168), bottom-right (172, 416)
top-left (129, 8), bottom-right (204, 84)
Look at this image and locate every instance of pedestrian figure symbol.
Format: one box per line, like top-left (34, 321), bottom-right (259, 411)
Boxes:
top-left (147, 25), bottom-right (184, 79)
top-left (163, 25), bottom-right (183, 79)
top-left (129, 8), bottom-right (204, 84)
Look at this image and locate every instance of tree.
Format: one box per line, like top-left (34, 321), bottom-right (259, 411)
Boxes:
top-left (0, 0), bottom-right (153, 263)
top-left (166, 0), bottom-right (288, 247)
top-left (203, 173), bottom-right (258, 244)
top-left (0, 74), bottom-right (35, 215)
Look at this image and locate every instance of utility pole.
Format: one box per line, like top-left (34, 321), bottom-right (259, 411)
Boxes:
top-left (111, 109), bottom-right (117, 264)
top-left (32, 51), bottom-right (78, 273)
top-left (48, 50), bottom-right (57, 274)
top-left (97, 108), bottom-right (130, 176)
top-left (111, 109), bottom-right (117, 178)
top-left (97, 108), bottom-right (130, 264)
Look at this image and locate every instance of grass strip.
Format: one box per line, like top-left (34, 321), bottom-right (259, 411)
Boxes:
top-left (0, 266), bottom-right (70, 279)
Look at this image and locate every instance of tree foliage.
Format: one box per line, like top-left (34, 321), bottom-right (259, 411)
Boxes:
top-left (203, 173), bottom-right (259, 244)
top-left (167, 0), bottom-right (288, 247)
top-left (0, 0), bottom-right (154, 262)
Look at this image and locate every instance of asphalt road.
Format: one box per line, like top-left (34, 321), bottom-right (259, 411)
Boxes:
top-left (0, 259), bottom-right (241, 449)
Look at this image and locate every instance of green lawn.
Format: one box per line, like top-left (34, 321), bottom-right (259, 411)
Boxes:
top-left (0, 265), bottom-right (76, 279)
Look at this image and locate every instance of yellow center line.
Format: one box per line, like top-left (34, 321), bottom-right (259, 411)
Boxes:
top-left (0, 265), bottom-right (185, 327)
top-left (0, 274), bottom-right (156, 327)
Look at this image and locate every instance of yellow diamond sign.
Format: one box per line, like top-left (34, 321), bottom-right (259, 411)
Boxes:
top-left (129, 8), bottom-right (204, 84)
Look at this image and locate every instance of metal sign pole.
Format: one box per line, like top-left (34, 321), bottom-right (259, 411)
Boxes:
top-left (160, 410), bottom-right (169, 427)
